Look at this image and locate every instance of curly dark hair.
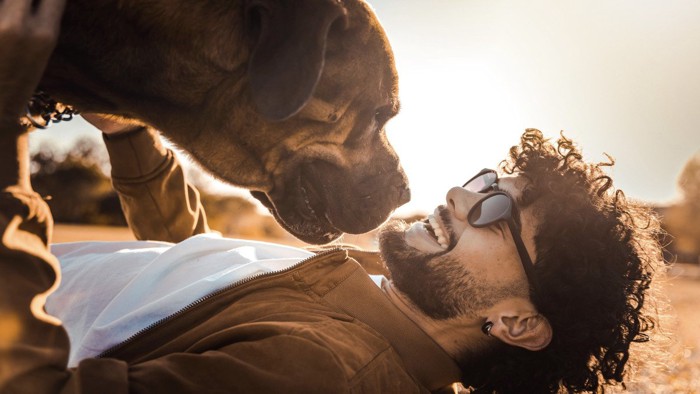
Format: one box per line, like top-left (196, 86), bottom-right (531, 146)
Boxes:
top-left (458, 129), bottom-right (665, 393)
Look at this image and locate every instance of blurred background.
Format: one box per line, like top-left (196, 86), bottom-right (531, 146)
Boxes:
top-left (29, 1), bottom-right (700, 391)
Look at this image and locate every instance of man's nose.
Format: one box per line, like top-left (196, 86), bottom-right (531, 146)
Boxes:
top-left (446, 186), bottom-right (480, 220)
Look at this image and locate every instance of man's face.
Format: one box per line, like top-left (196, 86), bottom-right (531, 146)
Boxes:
top-left (378, 174), bottom-right (540, 320)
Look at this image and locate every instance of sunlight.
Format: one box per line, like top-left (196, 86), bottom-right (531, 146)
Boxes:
top-left (388, 58), bottom-right (528, 214)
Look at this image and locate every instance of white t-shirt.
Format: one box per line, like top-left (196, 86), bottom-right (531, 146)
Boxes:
top-left (46, 233), bottom-right (315, 367)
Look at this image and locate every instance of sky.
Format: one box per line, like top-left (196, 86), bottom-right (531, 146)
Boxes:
top-left (33, 0), bottom-right (700, 216)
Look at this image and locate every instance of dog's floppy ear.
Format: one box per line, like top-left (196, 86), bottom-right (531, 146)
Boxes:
top-left (246, 0), bottom-right (348, 122)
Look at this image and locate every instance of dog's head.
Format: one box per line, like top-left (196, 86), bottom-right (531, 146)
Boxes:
top-left (49, 0), bottom-right (409, 244)
top-left (184, 0), bottom-right (409, 244)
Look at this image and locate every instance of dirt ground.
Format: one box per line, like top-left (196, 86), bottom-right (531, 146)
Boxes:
top-left (631, 265), bottom-right (700, 393)
top-left (52, 224), bottom-right (700, 393)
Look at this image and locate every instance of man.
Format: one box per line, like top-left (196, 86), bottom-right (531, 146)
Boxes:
top-left (3, 121), bottom-right (666, 393)
top-left (1, 2), bottom-right (664, 392)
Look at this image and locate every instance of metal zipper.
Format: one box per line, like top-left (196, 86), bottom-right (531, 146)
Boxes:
top-left (96, 247), bottom-right (344, 359)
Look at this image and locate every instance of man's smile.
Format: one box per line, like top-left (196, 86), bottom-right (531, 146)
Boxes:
top-left (405, 206), bottom-right (453, 253)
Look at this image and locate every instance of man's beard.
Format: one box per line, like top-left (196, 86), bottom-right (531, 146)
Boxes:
top-left (378, 219), bottom-right (497, 320)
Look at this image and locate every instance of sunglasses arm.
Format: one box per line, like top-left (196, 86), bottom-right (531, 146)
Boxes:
top-left (506, 218), bottom-right (536, 282)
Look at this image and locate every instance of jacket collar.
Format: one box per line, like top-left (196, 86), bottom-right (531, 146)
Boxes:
top-left (320, 253), bottom-right (462, 391)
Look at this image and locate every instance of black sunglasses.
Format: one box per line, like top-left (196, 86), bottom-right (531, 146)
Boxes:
top-left (462, 169), bottom-right (536, 286)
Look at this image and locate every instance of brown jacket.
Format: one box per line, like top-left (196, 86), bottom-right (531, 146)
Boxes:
top-left (0, 129), bottom-right (461, 393)
top-left (103, 128), bottom-right (210, 242)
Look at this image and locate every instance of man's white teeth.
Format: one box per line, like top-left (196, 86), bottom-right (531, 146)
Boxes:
top-left (428, 215), bottom-right (449, 249)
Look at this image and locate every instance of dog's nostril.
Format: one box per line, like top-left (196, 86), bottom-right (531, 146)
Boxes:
top-left (398, 186), bottom-right (411, 205)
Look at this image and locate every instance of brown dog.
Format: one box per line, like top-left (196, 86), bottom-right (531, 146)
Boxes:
top-left (38, 0), bottom-right (409, 244)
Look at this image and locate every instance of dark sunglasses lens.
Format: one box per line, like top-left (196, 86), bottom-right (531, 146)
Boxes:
top-left (469, 194), bottom-right (511, 226)
top-left (464, 172), bottom-right (497, 193)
